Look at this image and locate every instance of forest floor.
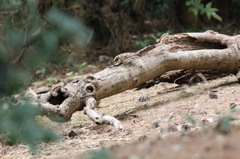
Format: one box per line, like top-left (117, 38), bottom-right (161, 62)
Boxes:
top-left (1, 62), bottom-right (240, 159)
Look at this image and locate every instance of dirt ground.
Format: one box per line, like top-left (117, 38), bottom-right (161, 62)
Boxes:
top-left (1, 68), bottom-right (240, 158)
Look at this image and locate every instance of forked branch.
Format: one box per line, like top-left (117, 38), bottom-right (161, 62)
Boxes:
top-left (28, 30), bottom-right (240, 130)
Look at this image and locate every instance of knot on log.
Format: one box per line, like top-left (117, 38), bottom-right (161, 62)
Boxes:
top-left (83, 83), bottom-right (96, 96)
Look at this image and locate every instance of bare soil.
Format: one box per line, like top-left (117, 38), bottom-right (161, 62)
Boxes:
top-left (1, 69), bottom-right (240, 159)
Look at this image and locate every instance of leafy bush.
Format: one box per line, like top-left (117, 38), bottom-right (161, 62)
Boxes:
top-left (136, 30), bottom-right (174, 49)
top-left (186, 0), bottom-right (222, 21)
top-left (0, 0), bottom-right (91, 151)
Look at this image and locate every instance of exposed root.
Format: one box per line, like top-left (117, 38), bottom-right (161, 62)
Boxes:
top-left (84, 97), bottom-right (124, 131)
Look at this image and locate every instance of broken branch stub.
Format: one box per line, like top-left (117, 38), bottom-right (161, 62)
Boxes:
top-left (32, 79), bottom-right (97, 121)
top-left (30, 78), bottom-right (124, 130)
top-left (30, 30), bottom-right (240, 130)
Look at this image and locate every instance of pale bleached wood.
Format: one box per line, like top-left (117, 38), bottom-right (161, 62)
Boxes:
top-left (28, 30), bottom-right (240, 130)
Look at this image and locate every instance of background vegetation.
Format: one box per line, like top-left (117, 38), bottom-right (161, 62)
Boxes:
top-left (1, 0), bottom-right (240, 151)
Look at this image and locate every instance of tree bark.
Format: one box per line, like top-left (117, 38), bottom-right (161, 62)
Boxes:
top-left (28, 30), bottom-right (240, 130)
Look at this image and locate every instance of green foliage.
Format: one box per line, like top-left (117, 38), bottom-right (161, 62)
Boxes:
top-left (186, 0), bottom-right (222, 21)
top-left (65, 71), bottom-right (75, 77)
top-left (66, 71), bottom-right (75, 76)
top-left (229, 103), bottom-right (237, 111)
top-left (0, 102), bottom-right (58, 151)
top-left (136, 38), bottom-right (151, 49)
top-left (46, 8), bottom-right (90, 48)
top-left (186, 0), bottom-right (204, 15)
top-left (120, 0), bottom-right (131, 7)
top-left (216, 115), bottom-right (234, 134)
top-left (119, 0), bottom-right (169, 19)
top-left (145, 0), bottom-right (170, 19)
top-left (0, 0), bottom-right (91, 151)
top-left (65, 62), bottom-right (87, 76)
top-left (84, 148), bottom-right (112, 159)
top-left (184, 115), bottom-right (196, 125)
top-left (136, 30), bottom-right (174, 49)
top-left (71, 120), bottom-right (85, 127)
top-left (201, 2), bottom-right (222, 21)
top-left (46, 77), bottom-right (57, 86)
top-left (78, 62), bottom-right (87, 73)
top-left (47, 77), bottom-right (57, 82)
top-left (36, 68), bottom-right (46, 76)
top-left (231, 0), bottom-right (240, 6)
top-left (186, 28), bottom-right (209, 32)
top-left (78, 62), bottom-right (87, 69)
top-left (0, 62), bottom-right (29, 96)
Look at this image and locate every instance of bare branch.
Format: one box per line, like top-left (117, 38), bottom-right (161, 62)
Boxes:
top-left (29, 31), bottom-right (240, 130)
top-left (84, 97), bottom-right (124, 131)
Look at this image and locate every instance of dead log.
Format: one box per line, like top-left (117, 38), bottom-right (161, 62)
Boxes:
top-left (28, 30), bottom-right (240, 130)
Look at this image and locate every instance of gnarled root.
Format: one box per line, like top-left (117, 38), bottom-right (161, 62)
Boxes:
top-left (84, 97), bottom-right (124, 131)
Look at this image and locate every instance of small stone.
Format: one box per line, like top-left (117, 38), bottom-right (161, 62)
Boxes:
top-left (151, 121), bottom-right (160, 129)
top-left (99, 139), bottom-right (108, 145)
top-left (172, 144), bottom-right (182, 152)
top-left (160, 127), bottom-right (169, 134)
top-left (106, 129), bottom-right (112, 133)
top-left (68, 130), bottom-right (77, 138)
top-left (97, 130), bottom-right (103, 134)
top-left (138, 93), bottom-right (148, 102)
top-left (209, 92), bottom-right (218, 99)
top-left (223, 142), bottom-right (235, 150)
top-left (126, 131), bottom-right (133, 136)
top-left (138, 135), bottom-right (147, 142)
top-left (181, 125), bottom-right (191, 132)
top-left (216, 135), bottom-right (225, 141)
top-left (169, 124), bottom-right (178, 132)
top-left (192, 153), bottom-right (201, 159)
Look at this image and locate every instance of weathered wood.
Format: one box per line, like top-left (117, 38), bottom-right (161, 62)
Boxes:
top-left (28, 30), bottom-right (240, 130)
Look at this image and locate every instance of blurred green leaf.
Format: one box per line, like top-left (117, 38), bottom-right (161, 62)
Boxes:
top-left (192, 8), bottom-right (199, 16)
top-left (157, 32), bottom-right (165, 37)
top-left (211, 12), bottom-right (222, 21)
top-left (36, 68), bottom-right (46, 75)
top-left (186, 1), bottom-right (192, 6)
top-left (185, 115), bottom-right (196, 125)
top-left (150, 34), bottom-right (158, 41)
top-left (167, 29), bottom-right (175, 34)
top-left (186, 0), bottom-right (222, 21)
top-left (216, 115), bottom-right (234, 134)
top-left (0, 103), bottom-right (59, 151)
top-left (78, 62), bottom-right (87, 69)
top-left (206, 1), bottom-right (212, 8)
top-left (46, 8), bottom-right (92, 48)
top-left (84, 148), bottom-right (112, 159)
top-left (0, 0), bottom-right (91, 151)
top-left (66, 71), bottom-right (75, 76)
top-left (47, 77), bottom-right (57, 82)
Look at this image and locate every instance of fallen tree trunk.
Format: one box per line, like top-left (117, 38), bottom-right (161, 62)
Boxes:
top-left (28, 30), bottom-right (240, 130)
